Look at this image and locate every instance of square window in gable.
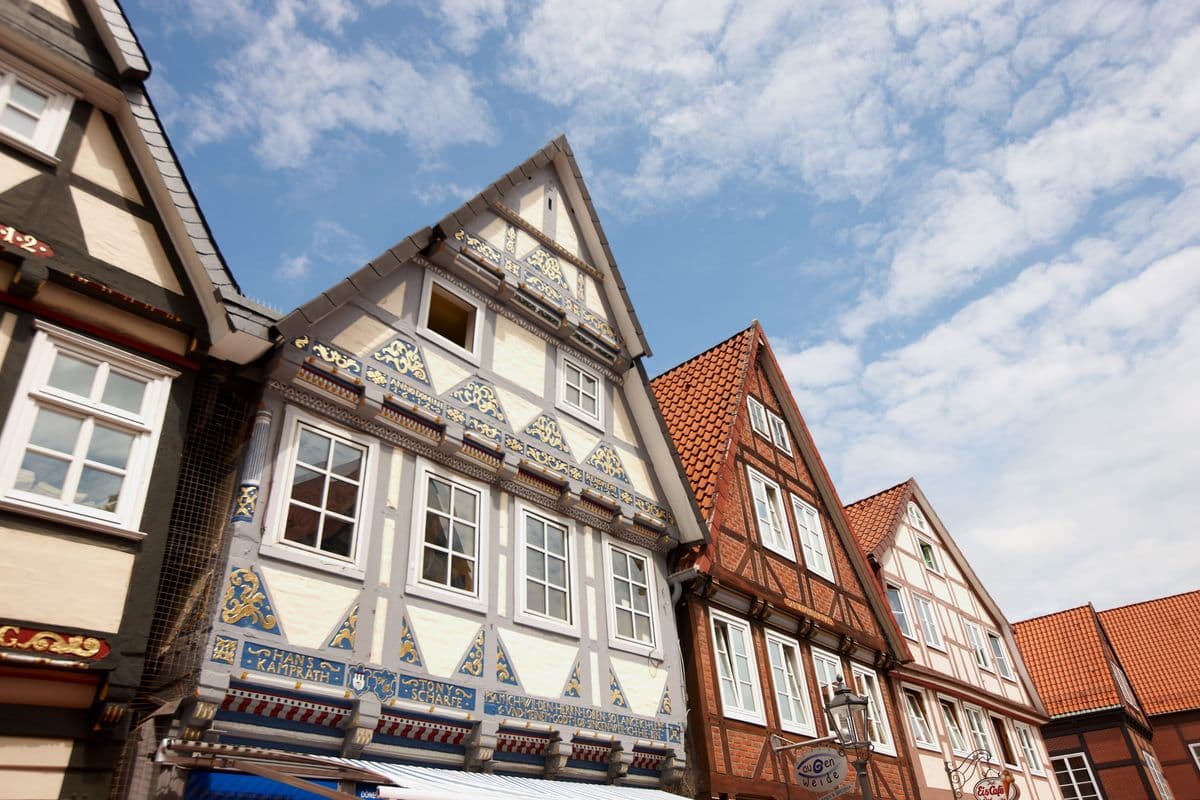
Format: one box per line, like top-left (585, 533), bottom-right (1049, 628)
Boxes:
top-left (747, 396), bottom-right (770, 438)
top-left (0, 65), bottom-right (73, 159)
top-left (419, 276), bottom-right (482, 362)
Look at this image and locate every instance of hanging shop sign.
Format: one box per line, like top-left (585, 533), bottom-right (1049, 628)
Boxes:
top-left (974, 771), bottom-right (1021, 799)
top-left (794, 747), bottom-right (848, 793)
top-left (0, 223), bottom-right (54, 258)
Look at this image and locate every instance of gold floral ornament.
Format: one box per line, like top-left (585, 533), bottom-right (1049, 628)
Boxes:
top-left (373, 338), bottom-right (430, 384)
top-left (586, 444), bottom-right (631, 484)
top-left (457, 628), bottom-right (486, 678)
top-left (524, 414), bottom-right (570, 454)
top-left (453, 229), bottom-right (502, 265)
top-left (562, 661), bottom-right (583, 699)
top-left (495, 636), bottom-right (520, 686)
top-left (658, 684), bottom-right (672, 715)
top-left (449, 380), bottom-right (508, 424)
top-left (0, 625), bottom-right (107, 658)
top-left (310, 342), bottom-right (362, 375)
top-left (609, 667), bottom-right (629, 708)
top-left (526, 248), bottom-right (569, 290)
top-left (220, 568), bottom-right (280, 633)
top-left (329, 603), bottom-right (358, 650)
top-left (397, 617), bottom-right (422, 666)
top-left (504, 224), bottom-right (517, 255)
top-left (210, 636), bottom-right (238, 665)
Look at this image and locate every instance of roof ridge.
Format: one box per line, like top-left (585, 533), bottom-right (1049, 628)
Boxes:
top-left (1097, 588), bottom-right (1200, 614)
top-left (650, 323), bottom-right (756, 383)
top-left (1013, 604), bottom-right (1094, 626)
top-left (844, 477), bottom-right (913, 509)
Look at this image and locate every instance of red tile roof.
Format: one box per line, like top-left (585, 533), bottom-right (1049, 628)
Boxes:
top-left (843, 480), bottom-right (912, 555)
top-left (1098, 590), bottom-right (1200, 715)
top-left (650, 325), bottom-right (756, 521)
top-left (1012, 606), bottom-right (1124, 718)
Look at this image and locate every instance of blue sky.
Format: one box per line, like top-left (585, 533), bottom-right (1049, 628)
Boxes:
top-left (126, 0), bottom-right (1200, 621)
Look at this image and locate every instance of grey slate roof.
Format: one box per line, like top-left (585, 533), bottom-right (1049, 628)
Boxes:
top-left (276, 135), bottom-right (652, 357)
top-left (89, 0), bottom-right (148, 78)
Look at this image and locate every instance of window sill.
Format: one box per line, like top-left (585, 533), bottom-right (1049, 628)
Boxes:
top-left (916, 742), bottom-right (942, 753)
top-left (761, 543), bottom-right (797, 562)
top-left (556, 399), bottom-right (604, 432)
top-left (514, 610), bottom-right (580, 640)
top-left (258, 540), bottom-right (365, 581)
top-left (870, 743), bottom-right (898, 758)
top-left (416, 327), bottom-right (481, 367)
top-left (607, 634), bottom-right (662, 662)
top-left (0, 495), bottom-right (145, 541)
top-left (0, 131), bottom-right (60, 168)
top-left (720, 707), bottom-right (766, 726)
top-left (778, 720), bottom-right (818, 738)
top-left (405, 576), bottom-right (487, 615)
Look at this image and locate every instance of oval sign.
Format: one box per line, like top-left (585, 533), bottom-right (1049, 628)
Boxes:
top-left (974, 775), bottom-right (1021, 800)
top-left (795, 747), bottom-right (847, 791)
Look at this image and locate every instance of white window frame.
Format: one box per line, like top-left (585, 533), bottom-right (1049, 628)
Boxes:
top-left (556, 351), bottom-right (603, 427)
top-left (1142, 749), bottom-right (1173, 800)
top-left (791, 494), bottom-right (834, 581)
top-left (962, 703), bottom-right (995, 762)
top-left (764, 631), bottom-right (816, 736)
top-left (417, 274), bottom-right (484, 365)
top-left (913, 594), bottom-right (945, 650)
top-left (602, 537), bottom-right (661, 657)
top-left (811, 647), bottom-right (843, 707)
top-left (1189, 742), bottom-right (1200, 772)
top-left (747, 396), bottom-right (770, 438)
top-left (709, 610), bottom-right (765, 725)
top-left (1014, 721), bottom-right (1046, 776)
top-left (990, 714), bottom-right (1022, 770)
top-left (404, 459), bottom-right (489, 612)
top-left (916, 534), bottom-right (943, 574)
top-left (1111, 660), bottom-right (1140, 708)
top-left (988, 632), bottom-right (1015, 680)
top-left (767, 410), bottom-right (791, 453)
top-left (902, 686), bottom-right (938, 751)
top-left (850, 664), bottom-right (896, 756)
top-left (747, 467), bottom-right (794, 559)
top-left (0, 321), bottom-right (176, 538)
top-left (514, 501), bottom-right (579, 637)
top-left (261, 406), bottom-right (376, 576)
top-left (886, 584), bottom-right (917, 640)
top-left (966, 621), bottom-right (992, 670)
top-left (939, 696), bottom-right (972, 756)
top-left (0, 62), bottom-right (74, 159)
top-left (907, 501), bottom-right (929, 532)
top-left (1052, 752), bottom-right (1103, 800)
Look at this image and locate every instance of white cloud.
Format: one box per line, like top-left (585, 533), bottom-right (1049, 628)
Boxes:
top-left (421, 0), bottom-right (507, 54)
top-left (277, 254), bottom-right (310, 280)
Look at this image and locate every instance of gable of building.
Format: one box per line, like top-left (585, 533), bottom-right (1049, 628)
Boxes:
top-left (1098, 590), bottom-right (1200, 717)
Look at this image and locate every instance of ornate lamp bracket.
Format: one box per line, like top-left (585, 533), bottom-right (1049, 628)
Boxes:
top-left (945, 748), bottom-right (1000, 799)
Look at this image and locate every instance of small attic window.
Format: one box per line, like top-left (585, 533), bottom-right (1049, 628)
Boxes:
top-left (420, 278), bottom-right (481, 361)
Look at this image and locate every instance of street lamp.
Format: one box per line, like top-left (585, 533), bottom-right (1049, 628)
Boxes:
top-left (823, 676), bottom-right (874, 800)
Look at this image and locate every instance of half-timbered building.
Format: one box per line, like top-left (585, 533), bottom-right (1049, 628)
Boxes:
top-left (845, 479), bottom-right (1062, 800)
top-left (652, 323), bottom-right (920, 800)
top-left (0, 1), bottom-right (274, 796)
top-left (149, 137), bottom-right (709, 799)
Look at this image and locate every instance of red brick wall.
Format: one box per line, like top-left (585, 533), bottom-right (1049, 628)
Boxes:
top-left (1042, 717), bottom-right (1157, 800)
top-left (1149, 709), bottom-right (1200, 799)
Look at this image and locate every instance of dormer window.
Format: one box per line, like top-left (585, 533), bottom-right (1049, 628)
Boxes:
top-left (419, 276), bottom-right (482, 362)
top-left (907, 501), bottom-right (929, 532)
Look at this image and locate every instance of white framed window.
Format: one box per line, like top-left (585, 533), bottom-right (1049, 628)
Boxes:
top-left (604, 539), bottom-right (659, 655)
top-left (747, 467), bottom-right (794, 559)
top-left (966, 622), bottom-right (991, 670)
top-left (916, 535), bottom-right (943, 574)
top-left (988, 633), bottom-right (1015, 680)
top-left (765, 631), bottom-right (816, 736)
top-left (710, 610), bottom-right (764, 724)
top-left (1142, 749), bottom-right (1173, 800)
top-left (886, 584), bottom-right (916, 639)
top-left (0, 322), bottom-right (176, 537)
top-left (913, 594), bottom-right (945, 650)
top-left (747, 396), bottom-right (770, 438)
top-left (850, 664), bottom-right (896, 756)
top-left (791, 495), bottom-right (834, 580)
top-left (907, 501), bottom-right (929, 532)
top-left (557, 353), bottom-right (602, 426)
top-left (767, 411), bottom-right (790, 452)
top-left (1014, 722), bottom-right (1045, 776)
top-left (418, 275), bottom-right (483, 363)
top-left (515, 502), bottom-right (578, 636)
top-left (270, 415), bottom-right (370, 562)
top-left (1052, 753), bottom-right (1103, 800)
top-left (990, 715), bottom-right (1021, 768)
top-left (1111, 660), bottom-right (1140, 708)
top-left (0, 65), bottom-right (73, 158)
top-left (939, 697), bottom-right (971, 755)
top-left (1189, 742), bottom-right (1200, 771)
top-left (902, 687), bottom-right (938, 749)
top-left (811, 647), bottom-right (843, 705)
top-left (963, 704), bottom-right (994, 761)
top-left (405, 460), bottom-right (488, 610)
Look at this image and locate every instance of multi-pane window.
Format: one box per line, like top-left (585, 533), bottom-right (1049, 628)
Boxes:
top-left (419, 474), bottom-right (480, 594)
top-left (0, 67), bottom-right (72, 156)
top-left (1111, 660), bottom-right (1140, 708)
top-left (903, 688), bottom-right (937, 748)
top-left (610, 545), bottom-right (654, 646)
top-left (748, 468), bottom-right (793, 558)
top-left (765, 633), bottom-right (815, 735)
top-left (907, 501), bottom-right (929, 532)
top-left (281, 425), bottom-right (367, 559)
top-left (1142, 749), bottom-right (1173, 800)
top-left (811, 648), bottom-right (842, 704)
top-left (0, 323), bottom-right (175, 532)
top-left (1014, 722), bottom-right (1045, 775)
top-left (747, 396), bottom-right (770, 438)
top-left (1051, 753), bottom-right (1102, 800)
top-left (966, 622), bottom-right (991, 669)
top-left (522, 510), bottom-right (571, 623)
top-left (561, 357), bottom-right (601, 421)
top-left (887, 585), bottom-right (916, 639)
top-left (1189, 742), bottom-right (1200, 771)
top-left (988, 633), bottom-right (1015, 679)
top-left (711, 613), bottom-right (763, 723)
top-left (767, 411), bottom-right (790, 452)
top-left (963, 705), bottom-right (994, 759)
top-left (851, 665), bottom-right (895, 755)
top-left (917, 536), bottom-right (942, 573)
top-left (792, 496), bottom-right (833, 580)
top-left (940, 699), bottom-right (971, 754)
top-left (990, 715), bottom-right (1019, 767)
top-left (913, 595), bottom-right (945, 649)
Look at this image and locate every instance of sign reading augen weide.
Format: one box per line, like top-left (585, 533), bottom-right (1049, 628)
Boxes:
top-left (241, 644), bottom-right (346, 686)
top-left (484, 690), bottom-right (682, 743)
top-left (397, 673), bottom-right (476, 710)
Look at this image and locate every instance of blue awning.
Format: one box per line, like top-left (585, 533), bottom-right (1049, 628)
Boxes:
top-left (186, 770), bottom-right (340, 799)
